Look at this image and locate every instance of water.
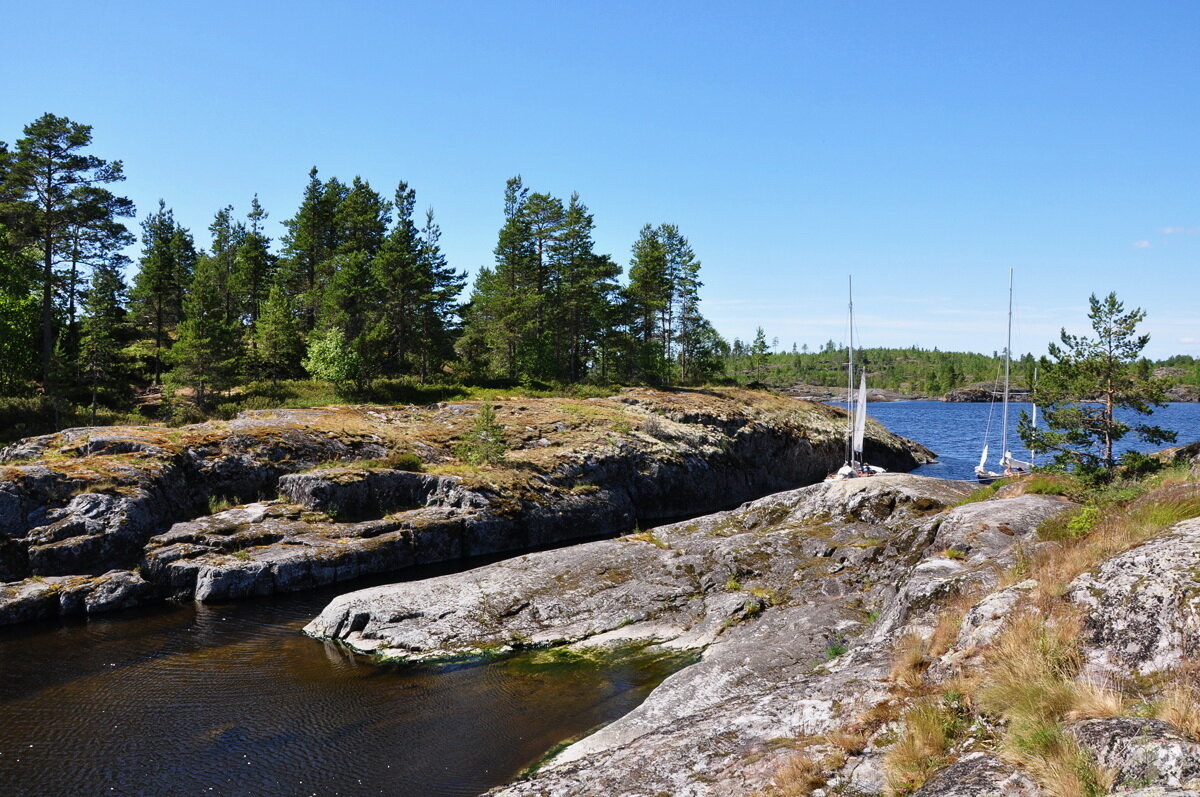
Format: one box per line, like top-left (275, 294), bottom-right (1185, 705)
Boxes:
top-left (863, 401), bottom-right (1200, 481)
top-left (0, 577), bottom-right (689, 796)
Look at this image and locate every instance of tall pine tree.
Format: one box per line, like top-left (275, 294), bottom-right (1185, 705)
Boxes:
top-left (2, 113), bottom-right (134, 387)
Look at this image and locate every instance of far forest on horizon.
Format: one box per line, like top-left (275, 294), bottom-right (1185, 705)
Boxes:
top-left (1, 112), bottom-right (1198, 443)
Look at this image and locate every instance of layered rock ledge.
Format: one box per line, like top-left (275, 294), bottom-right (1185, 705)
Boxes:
top-left (306, 472), bottom-right (1200, 796)
top-left (0, 388), bottom-right (931, 625)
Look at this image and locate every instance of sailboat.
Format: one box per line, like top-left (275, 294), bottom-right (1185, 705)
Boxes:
top-left (974, 269), bottom-right (1033, 483)
top-left (828, 278), bottom-right (886, 481)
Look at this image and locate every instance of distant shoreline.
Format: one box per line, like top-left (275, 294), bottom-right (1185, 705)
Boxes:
top-left (784, 382), bottom-right (1200, 403)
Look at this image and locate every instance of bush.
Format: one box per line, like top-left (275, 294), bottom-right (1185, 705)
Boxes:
top-left (302, 328), bottom-right (363, 388)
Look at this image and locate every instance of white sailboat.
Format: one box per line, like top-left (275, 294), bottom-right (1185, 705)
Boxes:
top-left (828, 278), bottom-right (885, 480)
top-left (975, 269), bottom-right (1032, 482)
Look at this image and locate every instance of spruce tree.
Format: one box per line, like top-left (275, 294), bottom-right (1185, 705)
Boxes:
top-left (170, 250), bottom-right (241, 408)
top-left (255, 283), bottom-right (305, 380)
top-left (130, 202), bottom-right (196, 383)
top-left (323, 177), bottom-right (390, 385)
top-left (414, 208), bottom-right (465, 380)
top-left (79, 259), bottom-right (130, 419)
top-left (279, 168), bottom-right (347, 331)
top-left (234, 195), bottom-right (275, 327)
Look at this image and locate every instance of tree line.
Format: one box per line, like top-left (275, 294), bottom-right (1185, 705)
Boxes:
top-left (0, 113), bottom-right (727, 426)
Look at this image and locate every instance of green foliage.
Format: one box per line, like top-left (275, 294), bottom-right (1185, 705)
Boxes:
top-left (1020, 293), bottom-right (1175, 473)
top-left (724, 344), bottom-right (1016, 394)
top-left (130, 202), bottom-right (197, 383)
top-left (454, 402), bottom-right (508, 465)
top-left (3, 113), bottom-right (135, 388)
top-left (302, 327), bottom-right (363, 389)
top-left (169, 241), bottom-right (242, 407)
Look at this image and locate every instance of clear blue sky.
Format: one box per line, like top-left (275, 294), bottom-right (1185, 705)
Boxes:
top-left (4, 1), bottom-right (1197, 358)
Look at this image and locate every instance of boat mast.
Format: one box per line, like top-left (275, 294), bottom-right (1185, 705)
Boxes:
top-left (846, 276), bottom-right (855, 466)
top-left (1001, 268), bottom-right (1013, 464)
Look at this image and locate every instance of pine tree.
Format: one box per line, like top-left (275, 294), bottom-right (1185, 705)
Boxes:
top-left (206, 205), bottom-right (246, 330)
top-left (2, 113), bottom-right (134, 387)
top-left (1020, 292), bottom-right (1176, 474)
top-left (626, 225), bottom-right (672, 383)
top-left (0, 142), bottom-right (40, 393)
top-left (460, 177), bottom-right (541, 380)
top-left (548, 193), bottom-right (619, 381)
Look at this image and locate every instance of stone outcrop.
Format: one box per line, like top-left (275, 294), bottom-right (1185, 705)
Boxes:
top-left (306, 475), bottom-right (1078, 795)
top-left (941, 381), bottom-right (1032, 403)
top-left (308, 470), bottom-right (1200, 796)
top-left (0, 388), bottom-right (933, 624)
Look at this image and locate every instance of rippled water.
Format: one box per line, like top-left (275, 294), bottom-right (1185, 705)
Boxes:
top-left (0, 576), bottom-right (689, 796)
top-left (863, 401), bottom-right (1200, 481)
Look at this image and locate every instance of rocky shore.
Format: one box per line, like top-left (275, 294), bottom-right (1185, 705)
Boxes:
top-left (308, 472), bottom-right (1200, 796)
top-left (0, 388), bottom-right (932, 625)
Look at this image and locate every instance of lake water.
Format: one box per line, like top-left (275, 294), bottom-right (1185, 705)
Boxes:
top-left (4, 400), bottom-right (1198, 795)
top-left (0, 570), bottom-right (690, 796)
top-left (862, 401), bottom-right (1200, 481)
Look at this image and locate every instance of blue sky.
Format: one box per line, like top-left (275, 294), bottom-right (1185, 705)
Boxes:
top-left (3, 1), bottom-right (1197, 358)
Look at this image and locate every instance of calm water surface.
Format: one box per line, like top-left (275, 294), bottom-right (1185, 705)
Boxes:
top-left (864, 401), bottom-right (1200, 481)
top-left (0, 574), bottom-right (688, 796)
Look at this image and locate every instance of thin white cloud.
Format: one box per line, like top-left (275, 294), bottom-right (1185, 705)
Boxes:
top-left (1132, 240), bottom-right (1152, 249)
top-left (1161, 226), bottom-right (1200, 235)
top-left (1180, 337), bottom-right (1198, 345)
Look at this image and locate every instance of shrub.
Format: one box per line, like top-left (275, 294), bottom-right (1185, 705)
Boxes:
top-left (302, 327), bottom-right (363, 389)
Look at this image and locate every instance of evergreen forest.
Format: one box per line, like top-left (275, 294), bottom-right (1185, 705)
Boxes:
top-left (1, 113), bottom-right (1196, 442)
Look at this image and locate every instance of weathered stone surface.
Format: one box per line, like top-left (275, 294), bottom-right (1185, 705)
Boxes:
top-left (277, 468), bottom-right (480, 519)
top-left (308, 475), bottom-right (1070, 795)
top-left (1069, 517), bottom-right (1200, 678)
top-left (1, 389), bottom-right (935, 623)
top-left (910, 752), bottom-right (1044, 796)
top-left (1068, 718), bottom-right (1200, 791)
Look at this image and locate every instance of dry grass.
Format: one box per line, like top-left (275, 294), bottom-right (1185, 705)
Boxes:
top-left (756, 749), bottom-right (847, 797)
top-left (884, 695), bottom-right (967, 794)
top-left (890, 633), bottom-right (930, 691)
top-left (1065, 679), bottom-right (1127, 722)
top-left (1029, 484), bottom-right (1200, 600)
top-left (971, 612), bottom-right (1117, 796)
top-left (1154, 661), bottom-right (1200, 739)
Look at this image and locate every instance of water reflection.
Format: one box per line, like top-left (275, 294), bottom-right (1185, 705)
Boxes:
top-left (0, 584), bottom-right (689, 795)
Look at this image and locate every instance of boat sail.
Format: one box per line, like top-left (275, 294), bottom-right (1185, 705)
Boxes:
top-left (975, 269), bottom-right (1032, 482)
top-left (828, 278), bottom-right (885, 480)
